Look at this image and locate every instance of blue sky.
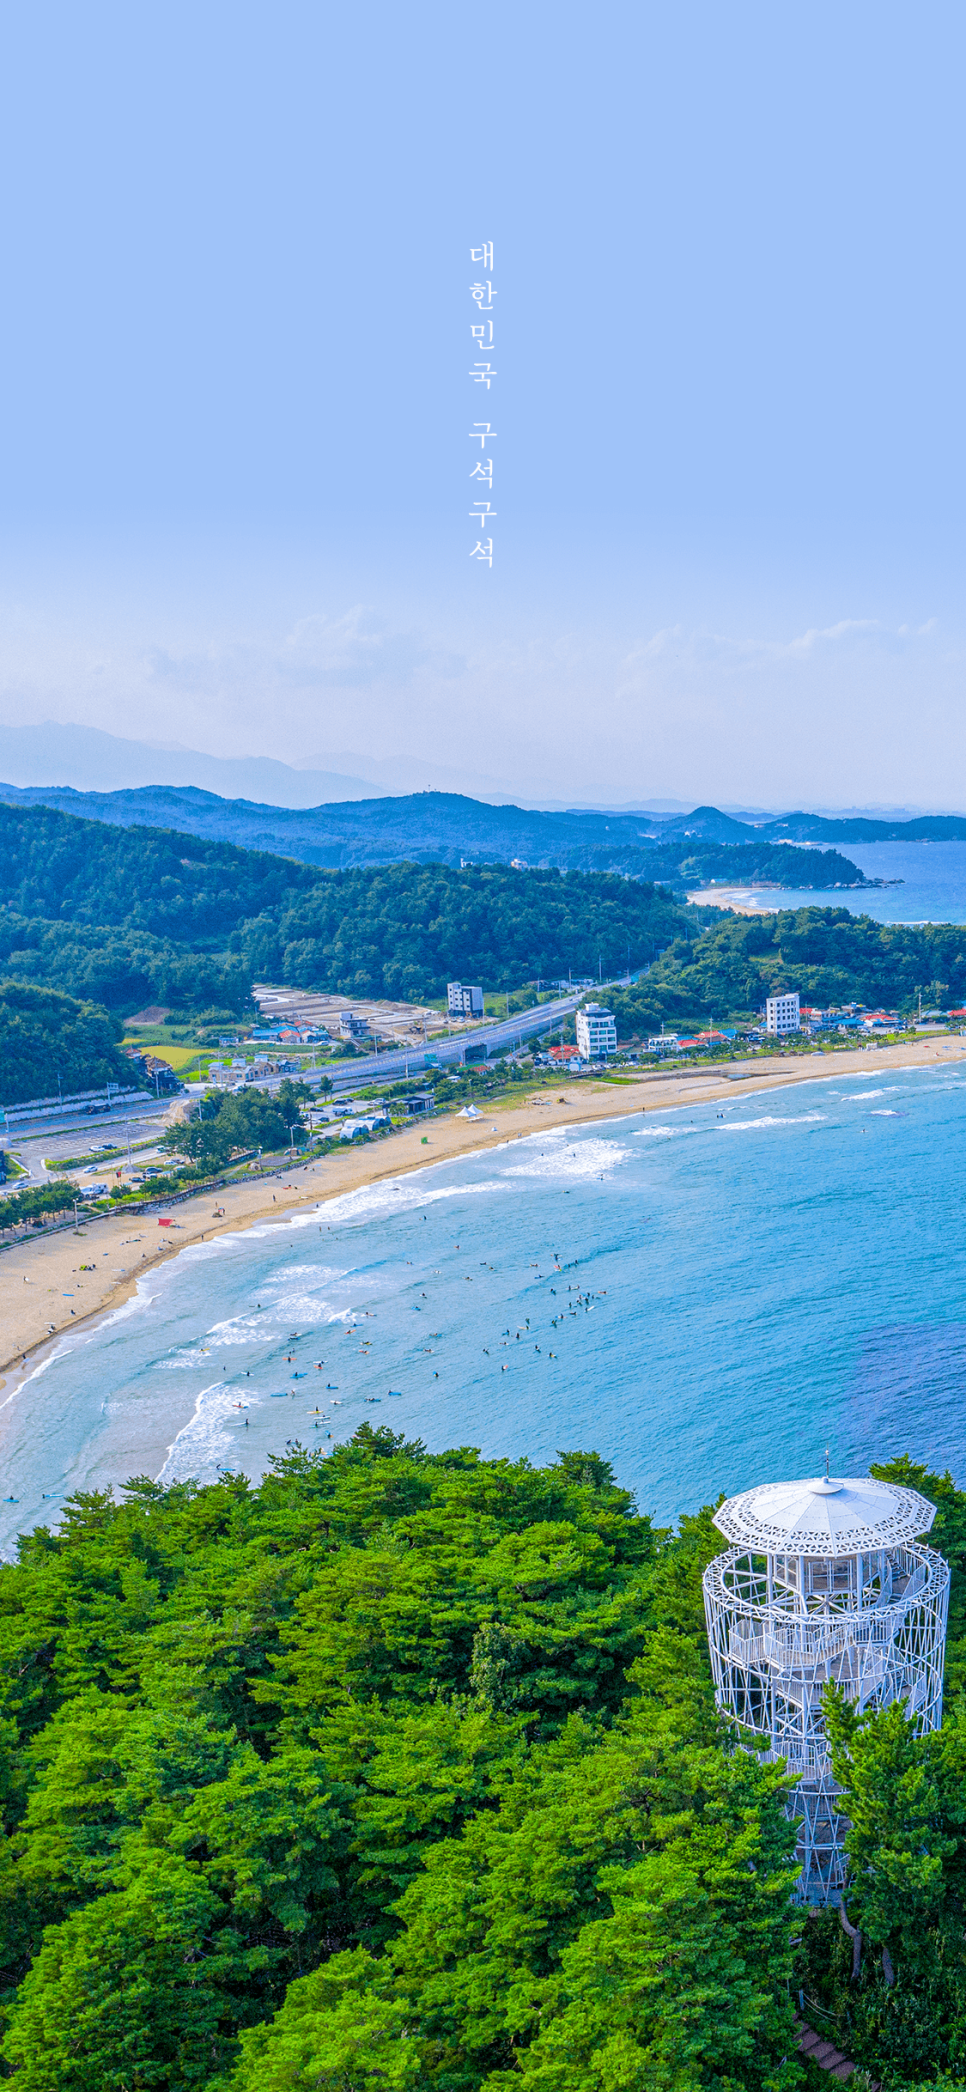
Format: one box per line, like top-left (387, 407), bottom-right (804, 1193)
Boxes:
top-left (1, 1), bottom-right (964, 807)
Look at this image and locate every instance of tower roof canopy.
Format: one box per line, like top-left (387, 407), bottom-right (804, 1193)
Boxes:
top-left (713, 1475), bottom-right (937, 1557)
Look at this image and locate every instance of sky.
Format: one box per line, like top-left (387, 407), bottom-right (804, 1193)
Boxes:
top-left (0, 0), bottom-right (964, 809)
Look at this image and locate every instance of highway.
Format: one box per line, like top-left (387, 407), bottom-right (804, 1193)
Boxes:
top-left (2, 980), bottom-right (642, 1172)
top-left (0, 997), bottom-right (581, 1171)
top-left (239, 975), bottom-right (649, 1101)
top-left (302, 989), bottom-right (582, 1093)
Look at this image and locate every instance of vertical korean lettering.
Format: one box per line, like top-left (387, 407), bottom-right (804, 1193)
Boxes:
top-left (469, 245), bottom-right (496, 563)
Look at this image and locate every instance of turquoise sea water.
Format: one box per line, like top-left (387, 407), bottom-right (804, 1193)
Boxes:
top-left (719, 838), bottom-right (966, 923)
top-left (846, 840), bottom-right (966, 919)
top-left (4, 1056), bottom-right (966, 1547)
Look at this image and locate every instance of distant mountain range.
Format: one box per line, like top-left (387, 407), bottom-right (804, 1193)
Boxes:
top-left (0, 782), bottom-right (879, 892)
top-left (762, 809), bottom-right (966, 843)
top-left (645, 805), bottom-right (966, 845)
top-left (0, 780), bottom-right (693, 861)
top-left (0, 722), bottom-right (377, 807)
top-left (0, 781), bottom-right (961, 859)
top-left (0, 721), bottom-right (678, 810)
top-left (2, 723), bottom-right (962, 834)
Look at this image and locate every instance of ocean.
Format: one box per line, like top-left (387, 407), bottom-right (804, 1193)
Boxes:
top-left (3, 1053), bottom-right (966, 1547)
top-left (707, 838), bottom-right (966, 923)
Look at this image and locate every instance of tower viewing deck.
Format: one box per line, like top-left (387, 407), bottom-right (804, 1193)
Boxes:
top-left (702, 1470), bottom-right (949, 1904)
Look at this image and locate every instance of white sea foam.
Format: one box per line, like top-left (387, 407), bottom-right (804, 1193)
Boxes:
top-left (715, 1114), bottom-right (827, 1132)
top-left (155, 1350), bottom-right (213, 1370)
top-left (283, 1176), bottom-right (507, 1232)
top-left (503, 1138), bottom-right (628, 1180)
top-left (156, 1308), bottom-right (281, 1366)
top-left (256, 1292), bottom-right (334, 1325)
top-left (272, 1264), bottom-right (345, 1281)
top-left (634, 1125), bottom-right (698, 1139)
top-left (199, 1314), bottom-right (273, 1348)
top-left (156, 1380), bottom-right (261, 1485)
top-left (0, 1340), bottom-right (72, 1412)
top-left (96, 1288), bottom-right (153, 1333)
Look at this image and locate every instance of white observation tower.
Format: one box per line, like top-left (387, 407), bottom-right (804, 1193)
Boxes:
top-left (702, 1467), bottom-right (949, 1904)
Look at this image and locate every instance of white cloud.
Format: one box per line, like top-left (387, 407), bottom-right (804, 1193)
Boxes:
top-left (1, 587), bottom-right (964, 809)
top-left (618, 615), bottom-right (950, 688)
top-left (279, 607), bottom-right (460, 687)
top-left (141, 607), bottom-right (466, 697)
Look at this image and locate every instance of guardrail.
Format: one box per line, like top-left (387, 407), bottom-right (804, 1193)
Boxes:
top-left (316, 994), bottom-right (582, 1092)
top-left (2, 1085), bottom-right (149, 1129)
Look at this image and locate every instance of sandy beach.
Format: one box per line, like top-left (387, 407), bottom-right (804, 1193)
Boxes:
top-left (686, 884), bottom-right (786, 913)
top-left (2, 1036), bottom-right (962, 1387)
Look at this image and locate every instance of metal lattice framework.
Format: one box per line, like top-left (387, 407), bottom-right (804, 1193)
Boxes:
top-left (702, 1474), bottom-right (950, 1904)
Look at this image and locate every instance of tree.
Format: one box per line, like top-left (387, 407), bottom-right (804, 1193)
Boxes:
top-left (0, 1178), bottom-right (77, 1229)
top-left (227, 1949), bottom-right (423, 2091)
top-left (166, 1082), bottom-right (309, 1170)
top-left (228, 1656), bottom-right (800, 2091)
top-left (809, 1690), bottom-right (966, 2081)
top-left (0, 1440), bottom-right (811, 2090)
top-left (1, 1854), bottom-right (228, 2091)
top-left (0, 980), bottom-right (143, 1106)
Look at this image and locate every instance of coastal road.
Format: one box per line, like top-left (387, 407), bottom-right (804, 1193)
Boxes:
top-left (302, 970), bottom-right (650, 1095)
top-left (2, 1097), bottom-right (176, 1182)
top-left (309, 990), bottom-right (583, 1092)
top-left (3, 976), bottom-right (641, 1170)
top-left (207, 975), bottom-right (645, 1107)
top-left (203, 992), bottom-right (586, 1107)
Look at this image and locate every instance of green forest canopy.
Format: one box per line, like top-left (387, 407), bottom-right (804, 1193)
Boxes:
top-left (236, 860), bottom-right (686, 1005)
top-left (0, 802), bottom-right (692, 1014)
top-left (0, 914), bottom-right (252, 1025)
top-left (0, 801), bottom-right (317, 942)
top-left (608, 905), bottom-right (966, 1033)
top-left (0, 781), bottom-right (868, 883)
top-left (0, 1437), bottom-right (962, 2089)
top-left (163, 1078), bottom-right (310, 1171)
top-left (0, 982), bottom-right (143, 1107)
top-left (0, 1436), bottom-right (799, 2091)
top-left (4, 804), bottom-right (966, 1041)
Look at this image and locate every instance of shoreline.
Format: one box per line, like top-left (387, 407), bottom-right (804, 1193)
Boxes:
top-left (686, 883), bottom-right (880, 915)
top-left (2, 1036), bottom-right (962, 1387)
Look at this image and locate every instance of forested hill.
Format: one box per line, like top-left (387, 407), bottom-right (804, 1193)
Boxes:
top-left (0, 982), bottom-right (141, 1104)
top-left (0, 1436), bottom-right (799, 2088)
top-left (0, 800), bottom-right (320, 939)
top-left (0, 802), bottom-right (693, 1016)
top-left (640, 803), bottom-right (966, 844)
top-left (0, 1436), bottom-right (962, 2087)
top-left (765, 808), bottom-right (966, 842)
top-left (0, 782), bottom-right (868, 889)
top-left (608, 904), bottom-right (966, 1033)
top-left (4, 803), bottom-right (965, 1034)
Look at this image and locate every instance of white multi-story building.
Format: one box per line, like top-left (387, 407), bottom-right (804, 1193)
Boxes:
top-left (447, 982), bottom-right (484, 1017)
top-left (576, 1003), bottom-right (617, 1059)
top-left (765, 991), bottom-right (800, 1035)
